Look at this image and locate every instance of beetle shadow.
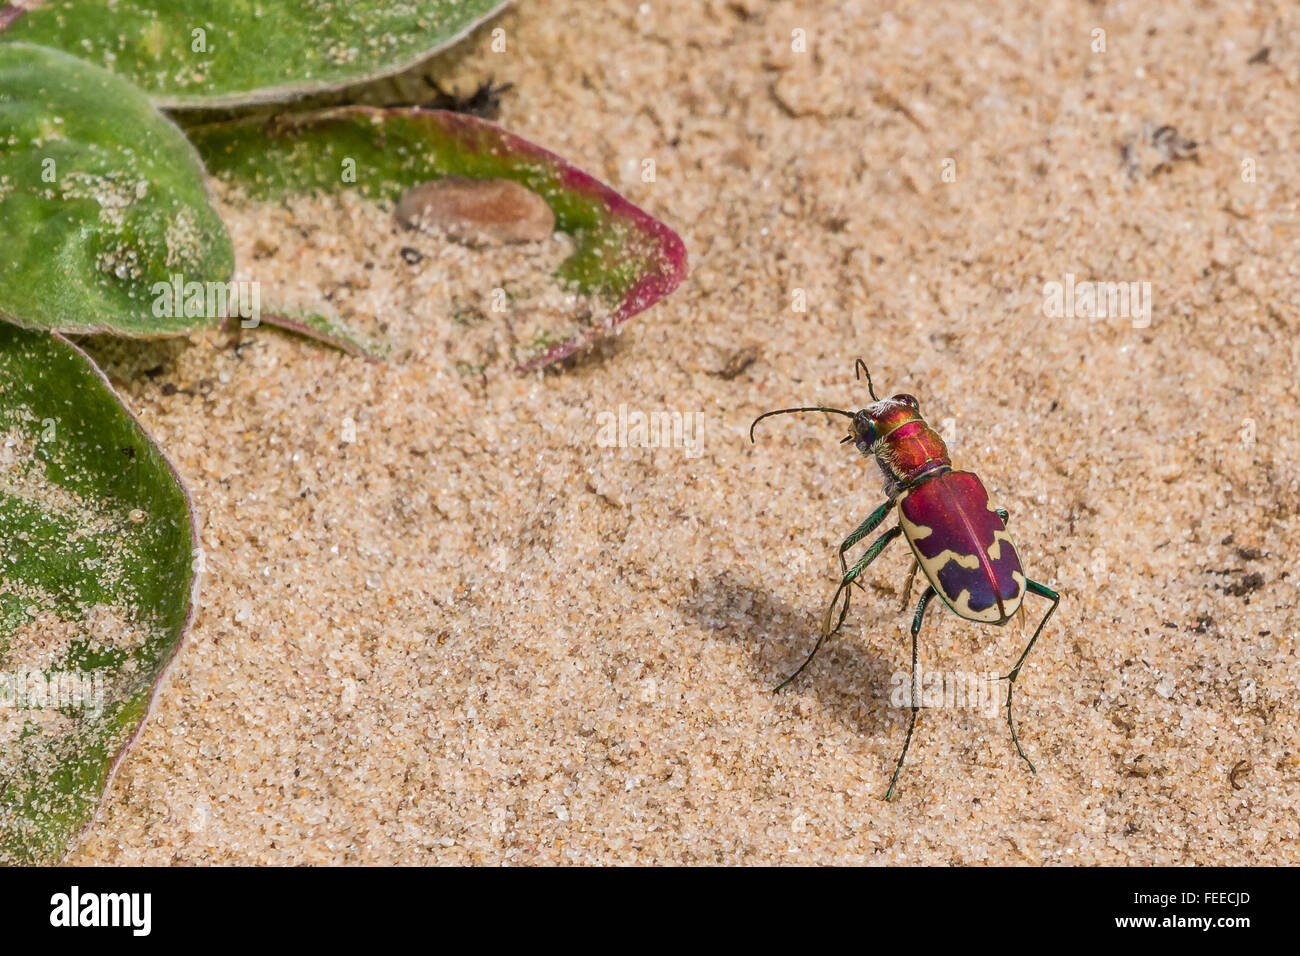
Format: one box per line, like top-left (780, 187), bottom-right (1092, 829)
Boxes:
top-left (681, 572), bottom-right (906, 738)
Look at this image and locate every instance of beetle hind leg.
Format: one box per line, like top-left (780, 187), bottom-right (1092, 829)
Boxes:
top-left (884, 585), bottom-right (937, 800)
top-left (995, 578), bottom-right (1060, 772)
top-left (898, 559), bottom-right (919, 611)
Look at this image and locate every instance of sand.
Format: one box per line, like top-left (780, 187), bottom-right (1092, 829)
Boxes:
top-left (65, 0), bottom-right (1298, 864)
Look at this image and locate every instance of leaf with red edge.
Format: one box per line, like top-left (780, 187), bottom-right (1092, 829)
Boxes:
top-left (188, 107), bottom-right (687, 369)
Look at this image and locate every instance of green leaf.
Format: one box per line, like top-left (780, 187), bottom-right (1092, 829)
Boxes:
top-left (0, 1), bottom-right (511, 108)
top-left (0, 325), bottom-right (198, 865)
top-left (0, 42), bottom-right (234, 336)
top-left (189, 107), bottom-right (688, 367)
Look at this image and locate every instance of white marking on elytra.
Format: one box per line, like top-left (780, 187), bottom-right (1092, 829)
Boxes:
top-left (946, 588), bottom-right (1005, 623)
top-left (987, 529), bottom-right (1016, 561)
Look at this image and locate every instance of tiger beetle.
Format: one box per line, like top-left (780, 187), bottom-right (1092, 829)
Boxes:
top-left (750, 361), bottom-right (1060, 800)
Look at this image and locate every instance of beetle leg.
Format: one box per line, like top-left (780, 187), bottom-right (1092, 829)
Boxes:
top-left (838, 500), bottom-right (893, 593)
top-left (995, 579), bottom-right (1060, 772)
top-left (996, 508), bottom-right (1009, 525)
top-left (774, 525), bottom-right (901, 692)
top-left (885, 585), bottom-right (937, 800)
top-left (898, 559), bottom-right (919, 611)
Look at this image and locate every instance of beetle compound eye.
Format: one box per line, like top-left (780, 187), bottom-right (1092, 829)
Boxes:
top-left (854, 415), bottom-right (877, 446)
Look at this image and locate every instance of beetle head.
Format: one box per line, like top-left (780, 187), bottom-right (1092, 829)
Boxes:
top-left (849, 394), bottom-right (922, 456)
top-left (749, 363), bottom-right (937, 479)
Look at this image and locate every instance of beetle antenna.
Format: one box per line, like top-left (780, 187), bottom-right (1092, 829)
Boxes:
top-left (854, 360), bottom-right (879, 401)
top-left (750, 406), bottom-right (855, 443)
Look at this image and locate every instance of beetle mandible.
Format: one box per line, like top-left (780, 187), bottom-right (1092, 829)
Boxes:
top-left (750, 360), bottom-right (1060, 799)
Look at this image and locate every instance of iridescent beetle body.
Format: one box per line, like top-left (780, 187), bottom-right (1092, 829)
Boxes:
top-left (750, 361), bottom-right (1060, 799)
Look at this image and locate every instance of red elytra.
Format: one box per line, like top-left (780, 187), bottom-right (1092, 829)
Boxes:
top-left (897, 470), bottom-right (1026, 624)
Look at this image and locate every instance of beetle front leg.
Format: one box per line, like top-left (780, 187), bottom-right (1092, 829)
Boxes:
top-left (838, 500), bottom-right (893, 592)
top-left (774, 524), bottom-right (901, 692)
top-left (998, 579), bottom-right (1060, 772)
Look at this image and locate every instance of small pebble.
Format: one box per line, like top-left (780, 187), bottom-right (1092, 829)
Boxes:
top-left (395, 176), bottom-right (555, 245)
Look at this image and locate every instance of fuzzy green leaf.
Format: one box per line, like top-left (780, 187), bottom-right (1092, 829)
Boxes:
top-left (189, 107), bottom-right (687, 367)
top-left (0, 325), bottom-right (198, 865)
top-left (0, 43), bottom-right (234, 336)
top-left (0, 1), bottom-right (510, 108)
